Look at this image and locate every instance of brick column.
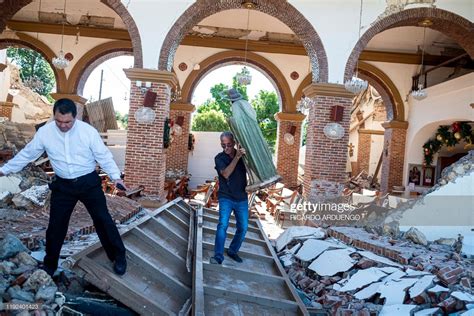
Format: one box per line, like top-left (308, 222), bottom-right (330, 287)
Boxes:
top-left (50, 93), bottom-right (87, 120)
top-left (302, 83), bottom-right (354, 202)
top-left (275, 112), bottom-right (305, 189)
top-left (380, 121), bottom-right (409, 194)
top-left (0, 102), bottom-right (14, 120)
top-left (123, 68), bottom-right (178, 196)
top-left (166, 102), bottom-right (195, 173)
top-left (357, 129), bottom-right (372, 174)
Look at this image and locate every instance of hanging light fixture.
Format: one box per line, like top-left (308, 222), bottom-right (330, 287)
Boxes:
top-left (297, 59), bottom-right (315, 114)
top-left (236, 4), bottom-right (253, 86)
top-left (411, 19), bottom-right (432, 101)
top-left (52, 0), bottom-right (70, 69)
top-left (344, 0), bottom-right (368, 94)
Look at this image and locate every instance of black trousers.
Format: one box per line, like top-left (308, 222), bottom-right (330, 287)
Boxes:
top-left (44, 171), bottom-right (126, 271)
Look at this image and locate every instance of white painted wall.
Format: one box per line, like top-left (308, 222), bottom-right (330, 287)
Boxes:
top-left (187, 131), bottom-right (222, 189)
top-left (403, 73), bottom-right (474, 184)
top-left (0, 50), bottom-right (8, 102)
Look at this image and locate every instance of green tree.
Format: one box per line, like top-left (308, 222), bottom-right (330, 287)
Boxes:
top-left (302, 120), bottom-right (308, 146)
top-left (7, 47), bottom-right (56, 97)
top-left (115, 112), bottom-right (128, 129)
top-left (192, 109), bottom-right (229, 132)
top-left (251, 90), bottom-right (279, 150)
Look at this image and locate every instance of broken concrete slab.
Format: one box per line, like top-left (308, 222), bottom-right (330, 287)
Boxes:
top-left (35, 285), bottom-right (57, 302)
top-left (295, 239), bottom-right (334, 262)
top-left (406, 268), bottom-right (431, 277)
top-left (0, 191), bottom-right (12, 207)
top-left (308, 248), bottom-right (356, 276)
top-left (275, 226), bottom-right (325, 252)
top-left (378, 278), bottom-right (418, 305)
top-left (381, 269), bottom-right (406, 282)
top-left (354, 281), bottom-right (383, 300)
top-left (379, 304), bottom-right (417, 315)
top-left (339, 267), bottom-right (388, 292)
top-left (452, 291), bottom-right (474, 303)
top-left (404, 227), bottom-right (428, 246)
top-left (18, 184), bottom-right (49, 207)
top-left (358, 251), bottom-right (403, 268)
top-left (23, 269), bottom-right (53, 291)
top-left (428, 285), bottom-right (449, 293)
top-left (0, 176), bottom-right (22, 194)
top-left (409, 275), bottom-right (435, 298)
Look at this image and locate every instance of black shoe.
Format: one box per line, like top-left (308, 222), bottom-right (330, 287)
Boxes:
top-left (113, 256), bottom-right (127, 275)
top-left (209, 256), bottom-right (222, 264)
top-left (42, 265), bottom-right (56, 277)
top-left (226, 251), bottom-right (243, 263)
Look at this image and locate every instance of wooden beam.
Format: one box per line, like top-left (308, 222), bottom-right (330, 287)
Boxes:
top-left (7, 20), bottom-right (130, 40)
top-left (359, 50), bottom-right (452, 66)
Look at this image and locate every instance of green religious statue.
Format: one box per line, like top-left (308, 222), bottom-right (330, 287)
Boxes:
top-left (225, 89), bottom-right (281, 192)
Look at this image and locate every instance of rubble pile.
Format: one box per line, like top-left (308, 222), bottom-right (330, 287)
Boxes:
top-left (276, 226), bottom-right (473, 315)
top-left (346, 171), bottom-right (380, 193)
top-left (0, 121), bottom-right (36, 152)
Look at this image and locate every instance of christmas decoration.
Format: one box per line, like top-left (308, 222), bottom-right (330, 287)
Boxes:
top-left (423, 121), bottom-right (473, 165)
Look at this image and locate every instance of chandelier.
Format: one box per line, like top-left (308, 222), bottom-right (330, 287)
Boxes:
top-left (236, 5), bottom-right (252, 86)
top-left (411, 19), bottom-right (432, 101)
top-left (52, 0), bottom-right (70, 69)
top-left (344, 0), bottom-right (368, 94)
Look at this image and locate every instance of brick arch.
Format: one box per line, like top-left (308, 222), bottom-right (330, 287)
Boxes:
top-left (294, 73), bottom-right (312, 103)
top-left (0, 0), bottom-right (142, 68)
top-left (0, 33), bottom-right (67, 92)
top-left (180, 50), bottom-right (294, 112)
top-left (357, 61), bottom-right (405, 121)
top-left (344, 8), bottom-right (474, 81)
top-left (159, 0), bottom-right (328, 83)
top-left (67, 41), bottom-right (133, 95)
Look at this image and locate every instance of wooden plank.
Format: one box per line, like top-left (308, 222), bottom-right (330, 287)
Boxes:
top-left (78, 256), bottom-right (174, 315)
top-left (203, 261), bottom-right (285, 283)
top-left (186, 206), bottom-right (195, 273)
top-left (204, 284), bottom-right (300, 312)
top-left (192, 205), bottom-right (205, 316)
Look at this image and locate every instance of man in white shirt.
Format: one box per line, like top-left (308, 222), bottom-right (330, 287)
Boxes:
top-left (0, 98), bottom-right (128, 276)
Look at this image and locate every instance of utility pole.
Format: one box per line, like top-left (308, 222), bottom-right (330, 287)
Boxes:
top-left (98, 69), bottom-right (104, 100)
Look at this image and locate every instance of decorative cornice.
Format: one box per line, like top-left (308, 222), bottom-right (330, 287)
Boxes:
top-left (382, 120), bottom-right (409, 130)
top-left (274, 112), bottom-right (306, 122)
top-left (170, 102), bottom-right (195, 112)
top-left (358, 129), bottom-right (385, 135)
top-left (303, 83), bottom-right (355, 98)
top-left (50, 93), bottom-right (88, 105)
top-left (123, 68), bottom-right (178, 88)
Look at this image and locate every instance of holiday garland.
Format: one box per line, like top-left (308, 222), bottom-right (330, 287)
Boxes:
top-left (423, 121), bottom-right (473, 165)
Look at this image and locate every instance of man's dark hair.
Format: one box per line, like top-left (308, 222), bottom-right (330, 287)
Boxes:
top-left (53, 98), bottom-right (77, 118)
top-left (220, 131), bottom-right (234, 141)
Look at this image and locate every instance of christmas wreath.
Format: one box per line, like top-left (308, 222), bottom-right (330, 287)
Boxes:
top-left (423, 121), bottom-right (473, 165)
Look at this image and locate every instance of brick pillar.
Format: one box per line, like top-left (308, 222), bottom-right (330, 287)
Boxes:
top-left (302, 83), bottom-right (354, 202)
top-left (275, 112), bottom-right (305, 189)
top-left (166, 102), bottom-right (195, 173)
top-left (0, 102), bottom-right (14, 120)
top-left (123, 68), bottom-right (178, 196)
top-left (380, 121), bottom-right (409, 194)
top-left (357, 130), bottom-right (372, 174)
top-left (50, 93), bottom-right (87, 120)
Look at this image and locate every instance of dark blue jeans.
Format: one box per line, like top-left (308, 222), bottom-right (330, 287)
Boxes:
top-left (214, 197), bottom-right (249, 262)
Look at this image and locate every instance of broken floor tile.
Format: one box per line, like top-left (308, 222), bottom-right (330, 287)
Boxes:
top-left (461, 310), bottom-right (474, 316)
top-left (275, 226), bottom-right (325, 252)
top-left (413, 307), bottom-right (441, 316)
top-left (452, 291), bottom-right (474, 303)
top-left (358, 251), bottom-right (403, 268)
top-left (308, 248), bottom-right (356, 277)
top-left (381, 269), bottom-right (406, 282)
top-left (378, 278), bottom-right (418, 305)
top-left (354, 282), bottom-right (383, 300)
top-left (339, 267), bottom-right (388, 292)
top-left (409, 275), bottom-right (435, 299)
top-left (288, 243), bottom-right (301, 254)
top-left (428, 285), bottom-right (449, 293)
top-left (296, 239), bottom-right (334, 262)
top-left (379, 304), bottom-right (417, 316)
top-left (406, 268), bottom-right (431, 277)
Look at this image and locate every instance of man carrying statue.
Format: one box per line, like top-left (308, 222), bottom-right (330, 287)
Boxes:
top-left (211, 89), bottom-right (281, 264)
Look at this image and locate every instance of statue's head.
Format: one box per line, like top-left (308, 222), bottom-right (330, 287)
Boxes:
top-left (226, 88), bottom-right (243, 102)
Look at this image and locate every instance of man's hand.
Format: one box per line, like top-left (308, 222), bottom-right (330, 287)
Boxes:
top-left (236, 146), bottom-right (246, 159)
top-left (114, 179), bottom-right (128, 191)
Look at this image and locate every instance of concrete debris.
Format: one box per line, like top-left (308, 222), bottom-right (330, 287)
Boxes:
top-left (23, 269), bottom-right (53, 291)
top-left (413, 307), bottom-right (442, 315)
top-left (278, 224), bottom-right (472, 315)
top-left (295, 239), bottom-right (334, 262)
top-left (275, 226), bottom-right (325, 252)
top-left (308, 248), bottom-right (356, 276)
top-left (18, 184), bottom-right (50, 207)
top-left (404, 227), bottom-right (428, 246)
top-left (0, 234), bottom-right (29, 260)
top-left (0, 191), bottom-right (13, 207)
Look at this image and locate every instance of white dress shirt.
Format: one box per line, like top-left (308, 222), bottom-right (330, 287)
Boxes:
top-left (0, 120), bottom-right (121, 180)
